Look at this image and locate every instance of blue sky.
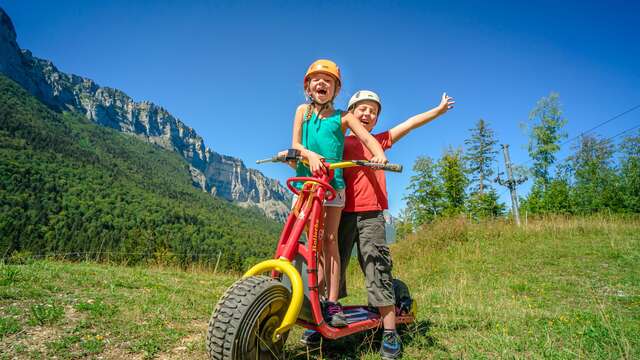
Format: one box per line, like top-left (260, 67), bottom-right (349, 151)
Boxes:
top-left (3, 0), bottom-right (639, 215)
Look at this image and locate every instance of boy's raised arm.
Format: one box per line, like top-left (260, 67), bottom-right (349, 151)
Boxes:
top-left (389, 92), bottom-right (454, 144)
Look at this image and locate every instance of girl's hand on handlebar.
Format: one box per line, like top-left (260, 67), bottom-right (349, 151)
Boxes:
top-left (307, 151), bottom-right (325, 175)
top-left (277, 150), bottom-right (297, 169)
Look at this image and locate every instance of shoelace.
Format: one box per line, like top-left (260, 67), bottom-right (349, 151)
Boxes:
top-left (383, 333), bottom-right (399, 347)
top-left (326, 303), bottom-right (342, 315)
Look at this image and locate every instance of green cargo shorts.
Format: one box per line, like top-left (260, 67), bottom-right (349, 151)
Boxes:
top-left (338, 211), bottom-right (395, 307)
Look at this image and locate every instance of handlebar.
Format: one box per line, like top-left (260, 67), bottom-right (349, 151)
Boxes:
top-left (256, 151), bottom-right (402, 173)
top-left (255, 155), bottom-right (300, 164)
top-left (348, 160), bottom-right (403, 173)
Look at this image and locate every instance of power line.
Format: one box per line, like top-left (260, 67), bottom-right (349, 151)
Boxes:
top-left (498, 123), bottom-right (640, 196)
top-left (510, 104), bottom-right (640, 170)
top-left (605, 122), bottom-right (640, 142)
top-left (558, 122), bottom-right (639, 150)
top-left (558, 104), bottom-right (640, 148)
top-left (495, 105), bottom-right (640, 202)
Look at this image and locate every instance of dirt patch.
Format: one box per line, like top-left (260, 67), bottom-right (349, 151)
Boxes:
top-left (156, 320), bottom-right (208, 360)
top-left (0, 300), bottom-right (91, 358)
top-left (100, 344), bottom-right (145, 360)
top-left (64, 303), bottom-right (83, 323)
top-left (0, 325), bottom-right (62, 359)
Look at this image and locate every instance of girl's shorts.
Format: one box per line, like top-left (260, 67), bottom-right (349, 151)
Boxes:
top-left (292, 188), bottom-right (345, 208)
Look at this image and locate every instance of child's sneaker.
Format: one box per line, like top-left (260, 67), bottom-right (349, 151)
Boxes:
top-left (299, 329), bottom-right (322, 347)
top-left (323, 301), bottom-right (348, 327)
top-left (380, 330), bottom-right (402, 359)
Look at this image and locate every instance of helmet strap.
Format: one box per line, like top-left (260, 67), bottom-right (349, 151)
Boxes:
top-left (306, 94), bottom-right (334, 119)
top-left (305, 80), bottom-right (338, 113)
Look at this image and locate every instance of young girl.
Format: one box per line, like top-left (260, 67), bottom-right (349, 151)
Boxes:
top-left (291, 60), bottom-right (388, 327)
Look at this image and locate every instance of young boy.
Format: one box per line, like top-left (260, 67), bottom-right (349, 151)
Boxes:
top-left (338, 90), bottom-right (453, 359)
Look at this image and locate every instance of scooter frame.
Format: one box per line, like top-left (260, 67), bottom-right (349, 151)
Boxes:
top-left (244, 156), bottom-right (414, 344)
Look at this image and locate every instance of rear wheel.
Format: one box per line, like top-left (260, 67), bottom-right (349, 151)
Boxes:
top-left (207, 275), bottom-right (291, 360)
top-left (392, 278), bottom-right (414, 315)
top-left (392, 278), bottom-right (416, 335)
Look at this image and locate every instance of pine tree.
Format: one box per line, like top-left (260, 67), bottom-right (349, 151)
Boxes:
top-left (464, 119), bottom-right (498, 195)
top-left (438, 147), bottom-right (468, 216)
top-left (463, 119), bottom-right (504, 218)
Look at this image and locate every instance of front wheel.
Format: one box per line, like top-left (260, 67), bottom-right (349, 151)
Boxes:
top-left (207, 275), bottom-right (291, 360)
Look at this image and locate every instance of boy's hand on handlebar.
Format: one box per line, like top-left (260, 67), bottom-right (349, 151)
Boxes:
top-left (369, 154), bottom-right (389, 165)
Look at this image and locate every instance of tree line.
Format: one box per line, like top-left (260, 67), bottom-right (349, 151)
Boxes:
top-left (398, 92), bottom-right (640, 236)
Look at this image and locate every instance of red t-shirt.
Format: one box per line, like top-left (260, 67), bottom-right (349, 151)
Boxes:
top-left (342, 132), bottom-right (393, 213)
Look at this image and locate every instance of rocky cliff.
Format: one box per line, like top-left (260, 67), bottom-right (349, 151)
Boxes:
top-left (0, 8), bottom-right (291, 221)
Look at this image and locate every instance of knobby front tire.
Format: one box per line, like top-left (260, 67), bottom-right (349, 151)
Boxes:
top-left (207, 275), bottom-right (291, 360)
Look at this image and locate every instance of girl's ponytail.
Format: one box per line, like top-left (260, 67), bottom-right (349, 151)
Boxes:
top-left (304, 104), bottom-right (313, 122)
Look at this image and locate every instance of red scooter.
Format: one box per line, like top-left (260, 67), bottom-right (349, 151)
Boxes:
top-left (206, 151), bottom-right (415, 359)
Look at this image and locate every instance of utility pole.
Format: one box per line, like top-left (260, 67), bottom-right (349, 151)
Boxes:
top-left (496, 144), bottom-right (527, 226)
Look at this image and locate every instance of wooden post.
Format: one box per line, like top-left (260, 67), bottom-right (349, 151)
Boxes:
top-left (213, 251), bottom-right (222, 274)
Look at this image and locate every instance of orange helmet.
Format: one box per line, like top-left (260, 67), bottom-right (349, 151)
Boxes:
top-left (303, 59), bottom-right (342, 89)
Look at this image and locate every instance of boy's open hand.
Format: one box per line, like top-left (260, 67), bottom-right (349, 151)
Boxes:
top-left (437, 92), bottom-right (455, 115)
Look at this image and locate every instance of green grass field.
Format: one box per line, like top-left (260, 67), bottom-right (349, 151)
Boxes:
top-left (1, 216), bottom-right (638, 359)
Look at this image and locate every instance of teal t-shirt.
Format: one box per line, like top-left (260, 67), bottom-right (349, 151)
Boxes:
top-left (295, 108), bottom-right (345, 190)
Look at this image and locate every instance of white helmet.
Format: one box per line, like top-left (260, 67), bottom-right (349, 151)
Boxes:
top-left (347, 90), bottom-right (382, 114)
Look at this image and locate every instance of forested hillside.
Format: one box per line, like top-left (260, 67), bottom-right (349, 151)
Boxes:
top-left (0, 75), bottom-right (281, 270)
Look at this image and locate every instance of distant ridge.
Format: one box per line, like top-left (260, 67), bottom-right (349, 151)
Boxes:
top-left (0, 7), bottom-right (291, 220)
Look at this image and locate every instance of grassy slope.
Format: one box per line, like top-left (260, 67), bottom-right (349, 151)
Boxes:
top-left (387, 216), bottom-right (639, 359)
top-left (1, 216), bottom-right (638, 359)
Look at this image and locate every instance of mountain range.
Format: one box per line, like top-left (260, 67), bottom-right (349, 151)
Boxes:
top-left (0, 7), bottom-right (290, 221)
